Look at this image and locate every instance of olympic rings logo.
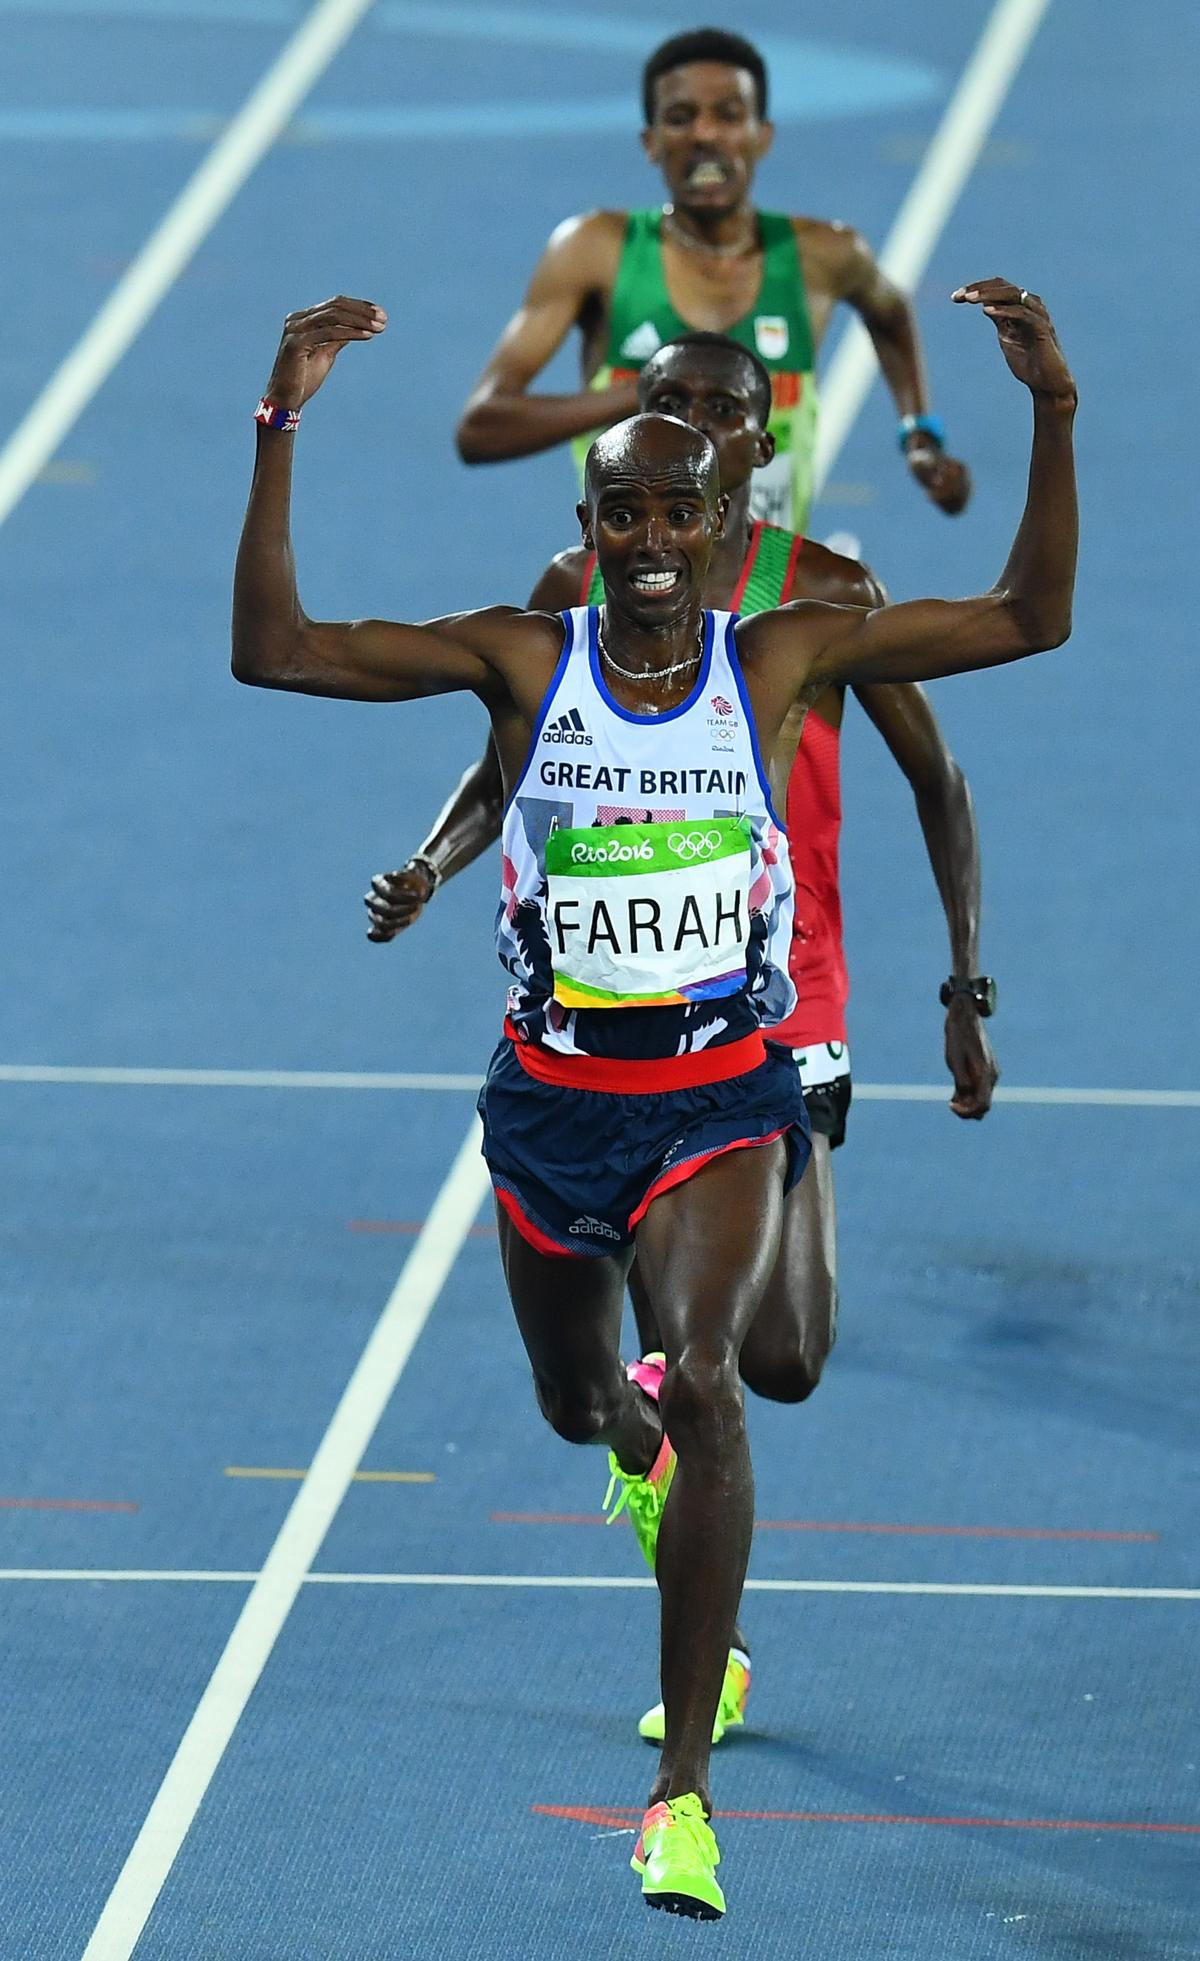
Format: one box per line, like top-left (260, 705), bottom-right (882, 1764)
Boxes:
top-left (667, 829), bottom-right (724, 861)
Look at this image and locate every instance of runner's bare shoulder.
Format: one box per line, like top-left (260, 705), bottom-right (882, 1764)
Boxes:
top-left (541, 210), bottom-right (629, 283)
top-left (427, 604), bottom-right (556, 659)
top-left (789, 216), bottom-right (874, 293)
top-left (530, 547), bottom-right (594, 612)
top-left (790, 538), bottom-right (883, 609)
top-left (736, 598), bottom-right (852, 687)
top-left (435, 606), bottom-right (565, 707)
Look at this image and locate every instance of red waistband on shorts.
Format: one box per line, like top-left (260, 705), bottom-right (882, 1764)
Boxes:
top-left (504, 1020), bottom-right (766, 1094)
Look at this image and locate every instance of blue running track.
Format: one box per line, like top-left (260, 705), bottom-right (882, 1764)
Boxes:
top-left (1, 2), bottom-right (1197, 1954)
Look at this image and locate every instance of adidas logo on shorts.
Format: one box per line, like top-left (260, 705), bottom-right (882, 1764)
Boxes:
top-left (568, 1214), bottom-right (621, 1241)
top-left (543, 707), bottom-right (593, 746)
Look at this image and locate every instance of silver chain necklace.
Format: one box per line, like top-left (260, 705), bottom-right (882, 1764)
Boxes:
top-left (598, 614), bottom-right (703, 707)
top-left (661, 203), bottom-right (759, 261)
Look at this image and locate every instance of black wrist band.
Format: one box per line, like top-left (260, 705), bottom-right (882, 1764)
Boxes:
top-left (940, 975), bottom-right (997, 1017)
top-left (408, 853), bottom-right (441, 898)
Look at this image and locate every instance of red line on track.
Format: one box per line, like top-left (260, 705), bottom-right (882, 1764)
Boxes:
top-left (490, 1512), bottom-right (1156, 1542)
top-left (533, 1804), bottom-right (1200, 1836)
top-left (348, 1219), bottom-right (496, 1238)
top-left (0, 1497), bottom-right (138, 1513)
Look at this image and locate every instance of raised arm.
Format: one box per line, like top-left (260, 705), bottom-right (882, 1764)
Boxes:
top-left (832, 225), bottom-right (971, 516)
top-left (855, 682), bottom-right (998, 1119)
top-left (232, 298), bottom-right (508, 702)
top-left (794, 281), bottom-right (1077, 694)
top-left (455, 214), bottom-right (640, 463)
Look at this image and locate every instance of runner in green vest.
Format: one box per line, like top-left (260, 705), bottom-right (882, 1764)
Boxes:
top-left (456, 26), bottom-right (970, 531)
top-left (570, 207), bottom-right (819, 529)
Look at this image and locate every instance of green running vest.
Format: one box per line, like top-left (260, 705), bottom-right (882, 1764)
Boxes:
top-left (573, 208), bottom-right (818, 531)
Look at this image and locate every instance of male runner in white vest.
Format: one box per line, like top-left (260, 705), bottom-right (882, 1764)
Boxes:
top-left (365, 331), bottom-right (998, 1748)
top-left (455, 26), bottom-right (970, 530)
top-left (232, 278), bottom-right (1076, 1922)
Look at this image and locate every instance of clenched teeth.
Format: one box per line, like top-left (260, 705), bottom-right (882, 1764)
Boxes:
top-left (631, 571), bottom-right (679, 591)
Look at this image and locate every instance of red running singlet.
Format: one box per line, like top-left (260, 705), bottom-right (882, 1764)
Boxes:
top-left (772, 705), bottom-right (848, 1049)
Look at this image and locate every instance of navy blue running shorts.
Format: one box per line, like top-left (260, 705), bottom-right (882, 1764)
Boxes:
top-left (477, 1038), bottom-right (811, 1259)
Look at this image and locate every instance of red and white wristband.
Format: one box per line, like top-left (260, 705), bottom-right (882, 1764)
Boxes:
top-left (254, 396), bottom-right (302, 432)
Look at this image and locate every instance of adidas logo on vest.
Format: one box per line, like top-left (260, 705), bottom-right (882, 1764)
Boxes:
top-left (543, 707), bottom-right (593, 746)
top-left (619, 320), bottom-right (663, 362)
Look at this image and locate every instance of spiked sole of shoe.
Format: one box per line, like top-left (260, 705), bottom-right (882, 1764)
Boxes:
top-left (645, 1890), bottom-right (724, 1921)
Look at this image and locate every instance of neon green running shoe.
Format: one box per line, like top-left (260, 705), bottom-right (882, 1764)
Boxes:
top-left (602, 1353), bottom-right (675, 1573)
top-left (637, 1647), bottom-right (751, 1746)
top-left (631, 1792), bottom-right (725, 1920)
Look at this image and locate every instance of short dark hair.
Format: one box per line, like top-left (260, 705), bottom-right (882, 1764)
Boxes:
top-left (642, 28), bottom-right (769, 124)
top-left (642, 332), bottom-right (774, 428)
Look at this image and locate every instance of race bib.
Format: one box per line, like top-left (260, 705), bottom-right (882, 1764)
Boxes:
top-left (748, 448), bottom-right (797, 529)
top-left (545, 817), bottom-right (751, 1009)
top-left (748, 371), bottom-right (819, 531)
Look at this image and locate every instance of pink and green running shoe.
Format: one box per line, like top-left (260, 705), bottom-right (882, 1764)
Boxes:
top-left (631, 1792), bottom-right (725, 1920)
top-left (637, 1647), bottom-right (750, 1746)
top-left (602, 1353), bottom-right (675, 1572)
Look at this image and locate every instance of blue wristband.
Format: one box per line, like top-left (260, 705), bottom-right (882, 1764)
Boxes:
top-left (898, 412), bottom-right (944, 452)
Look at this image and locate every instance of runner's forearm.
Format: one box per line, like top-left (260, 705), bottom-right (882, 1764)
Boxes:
top-left (456, 380), bottom-right (639, 462)
top-left (414, 742), bottom-right (504, 884)
top-left (913, 761), bottom-right (981, 975)
top-left (995, 393), bottom-right (1078, 646)
top-left (859, 287), bottom-right (930, 421)
top-left (232, 428), bottom-right (305, 680)
top-left (808, 389), bottom-right (1077, 688)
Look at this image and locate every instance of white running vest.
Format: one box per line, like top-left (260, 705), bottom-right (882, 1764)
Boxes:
top-left (497, 607), bottom-right (796, 1062)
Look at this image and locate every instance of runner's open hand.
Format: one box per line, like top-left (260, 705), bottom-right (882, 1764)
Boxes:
top-left (263, 297), bottom-right (387, 410)
top-left (953, 279), bottom-right (1075, 402)
top-left (365, 864), bottom-right (433, 942)
top-left (944, 997), bottom-right (999, 1120)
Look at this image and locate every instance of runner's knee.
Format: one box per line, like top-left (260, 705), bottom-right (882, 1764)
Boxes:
top-left (532, 1372), bottom-right (619, 1445)
top-left (742, 1339), bottom-right (826, 1404)
top-left (660, 1346), bottom-right (745, 1458)
top-left (741, 1297), bottom-right (838, 1404)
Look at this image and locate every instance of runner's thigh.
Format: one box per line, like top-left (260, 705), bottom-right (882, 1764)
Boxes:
top-left (739, 1132), bottom-right (836, 1383)
top-left (498, 1207), bottom-right (633, 1396)
top-left (633, 1140), bottom-right (788, 1359)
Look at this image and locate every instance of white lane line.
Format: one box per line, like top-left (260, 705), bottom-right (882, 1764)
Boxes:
top-left (80, 1118), bottom-right (489, 1961)
top-left (0, 1062), bottom-right (1196, 1107)
top-left (0, 0), bottom-right (378, 531)
top-left (813, 0), bottom-right (1055, 492)
top-left (0, 1064), bottom-right (481, 1090)
top-left (309, 1576), bottom-right (1200, 1602)
top-left (6, 1570), bottom-right (1198, 1603)
top-left (0, 1571), bottom-right (260, 1583)
top-left (857, 1085), bottom-right (1200, 1110)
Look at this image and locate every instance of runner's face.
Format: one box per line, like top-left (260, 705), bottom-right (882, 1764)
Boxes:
top-left (643, 63), bottom-right (773, 215)
top-left (638, 355), bottom-right (772, 493)
top-left (585, 474), bottom-right (725, 631)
